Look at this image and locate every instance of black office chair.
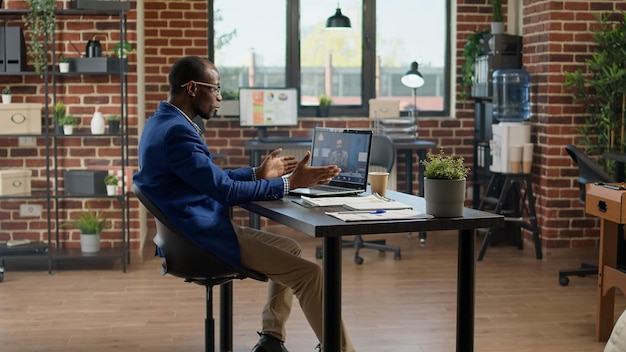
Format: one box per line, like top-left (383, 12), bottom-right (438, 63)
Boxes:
top-left (132, 184), bottom-right (267, 352)
top-left (558, 144), bottom-right (624, 286)
top-left (315, 134), bottom-right (402, 265)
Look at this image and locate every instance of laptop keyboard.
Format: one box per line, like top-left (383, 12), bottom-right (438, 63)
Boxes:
top-left (314, 185), bottom-right (347, 191)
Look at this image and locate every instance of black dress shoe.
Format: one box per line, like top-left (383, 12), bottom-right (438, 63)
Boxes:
top-left (251, 332), bottom-right (289, 352)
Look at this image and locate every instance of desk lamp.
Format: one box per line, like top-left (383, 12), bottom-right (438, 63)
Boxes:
top-left (326, 3), bottom-right (351, 28)
top-left (401, 61), bottom-right (425, 115)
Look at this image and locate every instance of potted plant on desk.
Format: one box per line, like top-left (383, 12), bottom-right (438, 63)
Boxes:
top-left (2, 87), bottom-right (11, 104)
top-left (104, 174), bottom-right (118, 196)
top-left (421, 148), bottom-right (470, 217)
top-left (59, 115), bottom-right (77, 135)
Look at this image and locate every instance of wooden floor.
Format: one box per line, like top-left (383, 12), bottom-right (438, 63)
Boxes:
top-left (0, 227), bottom-right (624, 352)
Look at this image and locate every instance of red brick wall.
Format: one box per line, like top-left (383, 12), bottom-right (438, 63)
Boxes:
top-left (3, 0), bottom-right (626, 253)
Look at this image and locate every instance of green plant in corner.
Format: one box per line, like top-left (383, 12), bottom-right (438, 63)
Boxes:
top-left (111, 41), bottom-right (135, 58)
top-left (220, 89), bottom-right (239, 101)
top-left (106, 114), bottom-right (121, 122)
top-left (59, 55), bottom-right (69, 63)
top-left (2, 87), bottom-right (11, 95)
top-left (63, 206), bottom-right (108, 235)
top-left (104, 175), bottom-right (118, 186)
top-left (460, 29), bottom-right (490, 102)
top-left (564, 12), bottom-right (626, 174)
top-left (23, 0), bottom-right (57, 77)
top-left (421, 148), bottom-right (470, 180)
top-left (59, 114), bottom-right (77, 126)
top-left (319, 94), bottom-right (332, 108)
top-left (53, 101), bottom-right (65, 122)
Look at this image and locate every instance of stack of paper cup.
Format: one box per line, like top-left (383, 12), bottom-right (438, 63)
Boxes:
top-left (522, 143), bottom-right (534, 173)
top-left (509, 145), bottom-right (523, 173)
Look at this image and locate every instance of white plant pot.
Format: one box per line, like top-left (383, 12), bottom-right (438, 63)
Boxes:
top-left (106, 184), bottom-right (117, 196)
top-left (80, 233), bottom-right (100, 253)
top-left (2, 94), bottom-right (11, 104)
top-left (59, 62), bottom-right (70, 73)
top-left (423, 178), bottom-right (467, 217)
top-left (63, 125), bottom-right (74, 135)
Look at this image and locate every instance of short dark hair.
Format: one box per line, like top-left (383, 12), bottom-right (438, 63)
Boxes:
top-left (168, 56), bottom-right (211, 94)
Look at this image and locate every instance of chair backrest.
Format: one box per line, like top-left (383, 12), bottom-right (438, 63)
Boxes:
top-left (132, 184), bottom-right (265, 282)
top-left (369, 134), bottom-right (395, 173)
top-left (565, 144), bottom-right (614, 203)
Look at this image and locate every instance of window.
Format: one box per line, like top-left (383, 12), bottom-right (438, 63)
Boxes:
top-left (211, 0), bottom-right (451, 117)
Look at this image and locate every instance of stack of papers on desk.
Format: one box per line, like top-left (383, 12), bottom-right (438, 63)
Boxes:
top-left (326, 209), bottom-right (432, 222)
top-left (301, 194), bottom-right (413, 210)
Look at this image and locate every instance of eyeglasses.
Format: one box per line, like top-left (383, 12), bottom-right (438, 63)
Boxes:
top-left (180, 80), bottom-right (221, 96)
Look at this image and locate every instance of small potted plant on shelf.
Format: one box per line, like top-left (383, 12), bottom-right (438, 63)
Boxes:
top-left (2, 87), bottom-right (11, 104)
top-left (59, 114), bottom-right (77, 135)
top-left (104, 174), bottom-right (119, 196)
top-left (58, 55), bottom-right (70, 73)
top-left (318, 94), bottom-right (332, 117)
top-left (490, 0), bottom-right (504, 34)
top-left (64, 206), bottom-right (108, 253)
top-left (106, 114), bottom-right (121, 133)
top-left (53, 101), bottom-right (66, 134)
top-left (420, 148), bottom-right (471, 217)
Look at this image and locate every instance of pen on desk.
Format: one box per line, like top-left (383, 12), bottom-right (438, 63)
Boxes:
top-left (337, 210), bottom-right (387, 214)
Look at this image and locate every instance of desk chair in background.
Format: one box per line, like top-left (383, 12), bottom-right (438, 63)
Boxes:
top-left (315, 134), bottom-right (402, 265)
top-left (558, 144), bottom-right (624, 286)
top-left (132, 184), bottom-right (267, 352)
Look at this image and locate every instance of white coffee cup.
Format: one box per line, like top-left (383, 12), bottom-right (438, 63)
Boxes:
top-left (509, 145), bottom-right (523, 173)
top-left (368, 172), bottom-right (389, 197)
top-left (522, 143), bottom-right (534, 173)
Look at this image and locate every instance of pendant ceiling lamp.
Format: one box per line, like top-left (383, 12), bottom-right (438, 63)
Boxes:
top-left (326, 3), bottom-right (351, 29)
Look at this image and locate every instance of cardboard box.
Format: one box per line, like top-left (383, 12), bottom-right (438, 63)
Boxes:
top-left (586, 183), bottom-right (626, 224)
top-left (369, 99), bottom-right (400, 118)
top-left (0, 103), bottom-right (42, 135)
top-left (0, 169), bottom-right (31, 196)
top-left (64, 170), bottom-right (108, 196)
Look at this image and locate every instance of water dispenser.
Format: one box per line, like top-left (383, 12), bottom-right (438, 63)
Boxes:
top-left (492, 69), bottom-right (530, 122)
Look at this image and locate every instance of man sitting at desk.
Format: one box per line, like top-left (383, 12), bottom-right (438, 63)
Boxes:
top-left (133, 56), bottom-right (356, 352)
top-left (327, 138), bottom-right (349, 170)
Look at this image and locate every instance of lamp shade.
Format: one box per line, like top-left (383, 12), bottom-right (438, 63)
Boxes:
top-left (401, 61), bottom-right (425, 89)
top-left (326, 8), bottom-right (351, 28)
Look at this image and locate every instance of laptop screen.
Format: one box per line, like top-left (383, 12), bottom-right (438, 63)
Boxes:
top-left (309, 127), bottom-right (373, 189)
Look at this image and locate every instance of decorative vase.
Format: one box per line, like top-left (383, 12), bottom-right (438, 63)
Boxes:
top-left (63, 125), bottom-right (74, 135)
top-left (106, 185), bottom-right (117, 196)
top-left (491, 22), bottom-right (504, 35)
top-left (80, 233), bottom-right (100, 253)
top-left (90, 111), bottom-right (105, 134)
top-left (2, 94), bottom-right (11, 104)
top-left (59, 62), bottom-right (70, 73)
top-left (423, 178), bottom-right (467, 217)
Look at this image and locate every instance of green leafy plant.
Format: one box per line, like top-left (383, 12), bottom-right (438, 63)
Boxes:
top-left (563, 12), bottom-right (626, 173)
top-left (23, 0), bottom-right (57, 76)
top-left (111, 41), bottom-right (135, 58)
top-left (421, 148), bottom-right (470, 180)
top-left (106, 114), bottom-right (121, 122)
top-left (53, 101), bottom-right (66, 122)
top-left (460, 29), bottom-right (490, 102)
top-left (104, 175), bottom-right (118, 186)
top-left (490, 0), bottom-right (503, 22)
top-left (59, 55), bottom-right (69, 63)
top-left (2, 87), bottom-right (11, 95)
top-left (319, 94), bottom-right (332, 108)
top-left (59, 114), bottom-right (77, 126)
top-left (63, 206), bottom-right (108, 235)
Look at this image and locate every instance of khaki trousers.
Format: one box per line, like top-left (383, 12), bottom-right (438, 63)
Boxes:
top-left (234, 223), bottom-right (356, 352)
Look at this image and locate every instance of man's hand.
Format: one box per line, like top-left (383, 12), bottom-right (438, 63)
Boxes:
top-left (256, 148), bottom-right (298, 179)
top-left (288, 151), bottom-right (341, 189)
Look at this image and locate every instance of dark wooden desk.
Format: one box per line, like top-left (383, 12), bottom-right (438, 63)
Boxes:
top-left (241, 190), bottom-right (504, 352)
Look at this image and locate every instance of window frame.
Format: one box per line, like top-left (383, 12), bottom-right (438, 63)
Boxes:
top-left (208, 0), bottom-right (451, 118)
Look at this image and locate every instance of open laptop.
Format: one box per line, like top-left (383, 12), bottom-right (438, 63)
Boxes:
top-left (289, 127), bottom-right (373, 197)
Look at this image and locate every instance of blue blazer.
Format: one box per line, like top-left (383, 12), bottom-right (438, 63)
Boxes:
top-left (133, 102), bottom-right (285, 268)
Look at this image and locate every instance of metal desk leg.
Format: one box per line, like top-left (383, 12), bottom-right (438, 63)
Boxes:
top-left (417, 149), bottom-right (428, 246)
top-left (457, 229), bottom-right (476, 352)
top-left (220, 282), bottom-right (234, 352)
top-left (323, 236), bottom-right (342, 352)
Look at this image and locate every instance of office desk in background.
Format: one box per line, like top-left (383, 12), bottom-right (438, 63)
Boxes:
top-left (243, 139), bottom-right (437, 231)
top-left (241, 190), bottom-right (504, 352)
